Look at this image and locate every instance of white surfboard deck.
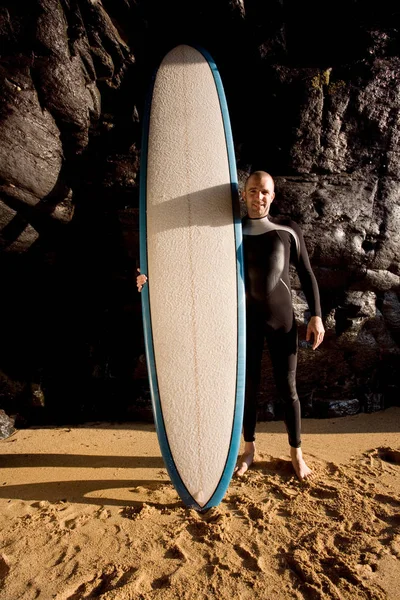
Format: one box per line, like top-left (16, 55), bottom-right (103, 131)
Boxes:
top-left (140, 44), bottom-right (245, 510)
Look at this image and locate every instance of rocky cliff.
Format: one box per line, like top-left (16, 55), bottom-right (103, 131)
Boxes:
top-left (1, 0), bottom-right (399, 424)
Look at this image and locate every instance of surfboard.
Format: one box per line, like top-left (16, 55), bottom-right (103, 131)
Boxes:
top-left (139, 44), bottom-right (245, 511)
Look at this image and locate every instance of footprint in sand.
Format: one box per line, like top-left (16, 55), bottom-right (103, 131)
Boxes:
top-left (0, 554), bottom-right (10, 580)
top-left (246, 503), bottom-right (265, 522)
top-left (63, 564), bottom-right (136, 599)
top-left (234, 499), bottom-right (270, 527)
top-left (151, 573), bottom-right (172, 590)
top-left (308, 484), bottom-right (339, 500)
top-left (52, 549), bottom-right (68, 568)
top-left (323, 505), bottom-right (342, 520)
top-left (164, 543), bottom-right (187, 561)
top-left (377, 447), bottom-right (400, 465)
top-left (63, 514), bottom-right (91, 530)
top-left (50, 545), bottom-right (81, 569)
top-left (233, 544), bottom-right (264, 573)
top-left (374, 493), bottom-right (400, 508)
top-left (305, 479), bottom-right (345, 520)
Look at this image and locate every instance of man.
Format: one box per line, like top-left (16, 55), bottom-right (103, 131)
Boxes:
top-left (237, 170), bottom-right (324, 480)
top-left (137, 169), bottom-right (324, 481)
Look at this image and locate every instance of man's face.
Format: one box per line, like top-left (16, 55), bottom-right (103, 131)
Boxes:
top-left (243, 174), bottom-right (275, 219)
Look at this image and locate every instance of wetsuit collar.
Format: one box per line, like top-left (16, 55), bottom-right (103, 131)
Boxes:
top-left (242, 215), bottom-right (275, 236)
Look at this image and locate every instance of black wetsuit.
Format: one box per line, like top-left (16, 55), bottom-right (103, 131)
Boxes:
top-left (242, 215), bottom-right (322, 448)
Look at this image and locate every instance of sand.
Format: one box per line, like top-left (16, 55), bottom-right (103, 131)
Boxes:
top-left (0, 408), bottom-right (399, 600)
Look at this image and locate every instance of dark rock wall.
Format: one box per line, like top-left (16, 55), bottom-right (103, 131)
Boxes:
top-left (0, 0), bottom-right (399, 424)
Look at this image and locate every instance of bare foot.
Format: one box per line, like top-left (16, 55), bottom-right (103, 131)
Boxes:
top-left (235, 441), bottom-right (256, 476)
top-left (290, 446), bottom-right (313, 481)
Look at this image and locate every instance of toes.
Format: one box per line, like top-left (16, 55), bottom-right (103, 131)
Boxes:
top-left (235, 463), bottom-right (248, 477)
top-left (298, 468), bottom-right (313, 481)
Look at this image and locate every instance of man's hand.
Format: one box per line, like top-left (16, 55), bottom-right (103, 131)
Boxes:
top-left (136, 268), bottom-right (148, 292)
top-left (306, 316), bottom-right (325, 350)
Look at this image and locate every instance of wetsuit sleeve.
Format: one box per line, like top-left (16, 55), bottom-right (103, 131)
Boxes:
top-left (289, 221), bottom-right (322, 318)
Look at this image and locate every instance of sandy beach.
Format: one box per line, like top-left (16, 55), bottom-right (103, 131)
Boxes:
top-left (0, 408), bottom-right (399, 599)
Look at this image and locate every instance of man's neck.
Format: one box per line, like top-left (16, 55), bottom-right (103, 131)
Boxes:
top-left (248, 213), bottom-right (269, 220)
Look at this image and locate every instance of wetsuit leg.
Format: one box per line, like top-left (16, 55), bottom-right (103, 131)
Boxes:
top-left (243, 310), bottom-right (265, 442)
top-left (265, 318), bottom-right (301, 448)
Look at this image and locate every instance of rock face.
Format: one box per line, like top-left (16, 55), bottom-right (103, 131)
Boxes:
top-left (0, 0), bottom-right (399, 424)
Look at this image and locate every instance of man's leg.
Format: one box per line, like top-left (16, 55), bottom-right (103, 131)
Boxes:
top-left (266, 320), bottom-right (313, 481)
top-left (236, 311), bottom-right (264, 476)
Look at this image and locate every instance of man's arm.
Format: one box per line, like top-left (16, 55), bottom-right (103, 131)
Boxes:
top-left (290, 221), bottom-right (324, 350)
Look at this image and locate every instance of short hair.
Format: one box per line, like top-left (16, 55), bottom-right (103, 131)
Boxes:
top-left (244, 170), bottom-right (275, 192)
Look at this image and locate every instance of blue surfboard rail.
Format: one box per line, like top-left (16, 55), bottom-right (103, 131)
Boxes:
top-left (139, 44), bottom-right (246, 511)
